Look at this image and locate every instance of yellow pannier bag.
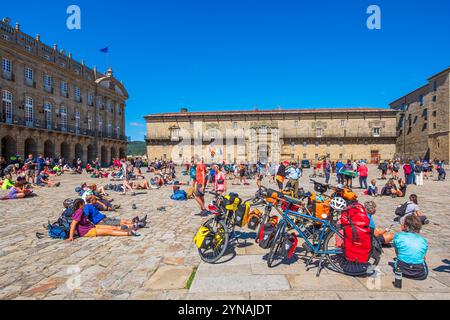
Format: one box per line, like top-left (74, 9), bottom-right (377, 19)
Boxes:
top-left (235, 202), bottom-right (251, 227)
top-left (193, 227), bottom-right (211, 249)
top-left (223, 193), bottom-right (242, 212)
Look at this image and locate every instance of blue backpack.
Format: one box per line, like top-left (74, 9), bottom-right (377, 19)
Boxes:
top-left (47, 208), bottom-right (74, 240)
top-left (171, 190), bottom-right (187, 201)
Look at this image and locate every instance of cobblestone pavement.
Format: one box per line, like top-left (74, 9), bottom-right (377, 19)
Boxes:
top-left (0, 166), bottom-right (449, 300)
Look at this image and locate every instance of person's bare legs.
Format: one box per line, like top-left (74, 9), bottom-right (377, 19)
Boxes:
top-left (95, 228), bottom-right (132, 237)
top-left (194, 195), bottom-right (206, 211)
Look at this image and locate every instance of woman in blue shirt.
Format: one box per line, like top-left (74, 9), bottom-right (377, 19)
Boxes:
top-left (394, 214), bottom-right (429, 280)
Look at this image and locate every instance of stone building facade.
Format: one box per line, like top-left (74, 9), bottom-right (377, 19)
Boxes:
top-left (145, 108), bottom-right (397, 164)
top-left (0, 19), bottom-right (128, 166)
top-left (390, 67), bottom-right (450, 163)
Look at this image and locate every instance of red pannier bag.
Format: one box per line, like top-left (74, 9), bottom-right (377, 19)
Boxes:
top-left (281, 200), bottom-right (300, 212)
top-left (340, 202), bottom-right (372, 264)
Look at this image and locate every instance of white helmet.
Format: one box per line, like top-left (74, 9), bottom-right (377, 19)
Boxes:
top-left (330, 197), bottom-right (347, 211)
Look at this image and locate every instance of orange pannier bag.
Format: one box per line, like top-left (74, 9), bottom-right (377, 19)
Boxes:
top-left (342, 188), bottom-right (358, 201)
top-left (310, 193), bottom-right (331, 221)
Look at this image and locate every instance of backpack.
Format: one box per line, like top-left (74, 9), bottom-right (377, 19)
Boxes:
top-left (395, 202), bottom-right (409, 217)
top-left (340, 203), bottom-right (372, 264)
top-left (170, 190), bottom-right (187, 201)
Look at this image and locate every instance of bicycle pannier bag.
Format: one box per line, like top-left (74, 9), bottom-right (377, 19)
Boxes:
top-left (281, 233), bottom-right (298, 259)
top-left (257, 223), bottom-right (276, 249)
top-left (194, 226), bottom-right (213, 249)
top-left (234, 202), bottom-right (251, 227)
top-left (247, 209), bottom-right (262, 230)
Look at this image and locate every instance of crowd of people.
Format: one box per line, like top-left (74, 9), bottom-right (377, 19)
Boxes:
top-left (1, 152), bottom-right (445, 282)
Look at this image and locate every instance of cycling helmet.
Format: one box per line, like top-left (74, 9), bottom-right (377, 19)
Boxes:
top-left (330, 197), bottom-right (347, 211)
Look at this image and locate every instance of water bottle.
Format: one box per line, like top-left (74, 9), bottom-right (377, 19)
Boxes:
top-left (393, 266), bottom-right (403, 289)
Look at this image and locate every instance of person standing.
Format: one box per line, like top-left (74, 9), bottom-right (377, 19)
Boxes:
top-left (213, 165), bottom-right (226, 195)
top-left (287, 162), bottom-right (301, 196)
top-left (336, 160), bottom-right (344, 185)
top-left (414, 161), bottom-right (424, 186)
top-left (276, 161), bottom-right (289, 192)
top-left (121, 158), bottom-right (135, 196)
top-left (403, 161), bottom-right (412, 185)
top-left (358, 161), bottom-right (369, 190)
top-left (25, 154), bottom-right (36, 184)
top-left (324, 160), bottom-right (331, 184)
top-left (194, 158), bottom-right (208, 216)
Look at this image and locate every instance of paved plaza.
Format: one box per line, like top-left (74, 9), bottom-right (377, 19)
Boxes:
top-left (0, 165), bottom-right (449, 300)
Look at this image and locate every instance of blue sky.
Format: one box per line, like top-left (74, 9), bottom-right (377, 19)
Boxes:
top-left (3, 0), bottom-right (449, 140)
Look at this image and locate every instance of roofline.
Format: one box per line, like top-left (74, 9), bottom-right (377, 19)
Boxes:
top-left (427, 67), bottom-right (450, 80)
top-left (389, 67), bottom-right (450, 106)
top-left (144, 107), bottom-right (395, 120)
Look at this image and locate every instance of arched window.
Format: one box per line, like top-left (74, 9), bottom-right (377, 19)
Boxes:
top-left (25, 96), bottom-right (34, 127)
top-left (2, 90), bottom-right (13, 124)
top-left (44, 102), bottom-right (52, 129)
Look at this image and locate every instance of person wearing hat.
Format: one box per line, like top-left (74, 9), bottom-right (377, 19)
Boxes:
top-left (276, 161), bottom-right (289, 192)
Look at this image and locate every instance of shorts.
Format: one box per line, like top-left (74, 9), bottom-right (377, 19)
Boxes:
top-left (240, 170), bottom-right (245, 177)
top-left (99, 217), bottom-right (121, 226)
top-left (84, 227), bottom-right (98, 238)
top-left (7, 189), bottom-right (18, 199)
top-left (195, 184), bottom-right (205, 197)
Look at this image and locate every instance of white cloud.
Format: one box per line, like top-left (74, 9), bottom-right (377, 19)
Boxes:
top-left (129, 122), bottom-right (145, 127)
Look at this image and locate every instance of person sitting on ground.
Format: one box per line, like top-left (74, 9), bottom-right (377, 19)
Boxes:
top-left (1, 180), bottom-right (33, 200)
top-left (366, 179), bottom-right (379, 197)
top-left (36, 170), bottom-right (61, 188)
top-left (397, 194), bottom-right (429, 226)
top-left (84, 197), bottom-right (147, 229)
top-left (380, 179), bottom-right (398, 197)
top-left (365, 201), bottom-right (394, 245)
top-left (395, 178), bottom-right (407, 198)
top-left (1, 173), bottom-right (15, 190)
top-left (67, 199), bottom-right (139, 242)
top-left (393, 214), bottom-right (429, 280)
top-left (130, 179), bottom-right (151, 190)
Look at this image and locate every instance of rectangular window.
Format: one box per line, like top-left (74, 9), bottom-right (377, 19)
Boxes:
top-left (294, 120), bottom-right (299, 128)
top-left (339, 154), bottom-right (343, 160)
top-left (433, 123), bottom-right (437, 129)
top-left (433, 111), bottom-right (437, 117)
top-left (87, 92), bottom-right (94, 106)
top-left (316, 128), bottom-right (323, 137)
top-left (373, 128), bottom-right (381, 137)
top-left (315, 154), bottom-right (319, 160)
top-left (422, 123), bottom-right (428, 131)
top-left (422, 109), bottom-right (428, 120)
top-left (303, 153), bottom-right (307, 160)
top-left (340, 120), bottom-right (346, 128)
top-left (44, 74), bottom-right (52, 92)
top-left (433, 81), bottom-right (437, 92)
top-left (2, 58), bottom-right (11, 73)
top-left (432, 96), bottom-right (437, 102)
top-left (419, 95), bottom-right (424, 106)
top-left (75, 87), bottom-right (81, 102)
top-left (25, 67), bottom-right (33, 80)
top-left (61, 81), bottom-right (68, 96)
top-left (232, 122), bottom-right (238, 129)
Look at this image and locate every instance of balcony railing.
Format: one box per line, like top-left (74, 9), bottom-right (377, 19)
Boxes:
top-left (0, 114), bottom-right (126, 141)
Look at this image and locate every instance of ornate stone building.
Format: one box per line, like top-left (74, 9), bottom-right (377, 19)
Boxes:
top-left (390, 67), bottom-right (450, 163)
top-left (145, 107), bottom-right (397, 164)
top-left (0, 19), bottom-right (128, 166)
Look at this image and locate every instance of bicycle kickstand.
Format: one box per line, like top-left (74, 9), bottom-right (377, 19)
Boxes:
top-left (305, 253), bottom-right (316, 272)
top-left (316, 256), bottom-right (324, 277)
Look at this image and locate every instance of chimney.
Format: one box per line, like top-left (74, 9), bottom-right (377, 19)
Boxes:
top-left (180, 108), bottom-right (188, 113)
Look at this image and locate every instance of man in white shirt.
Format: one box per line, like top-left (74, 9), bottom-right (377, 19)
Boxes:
top-left (287, 162), bottom-right (302, 197)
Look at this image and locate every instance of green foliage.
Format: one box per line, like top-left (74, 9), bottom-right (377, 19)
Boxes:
top-left (127, 141), bottom-right (146, 156)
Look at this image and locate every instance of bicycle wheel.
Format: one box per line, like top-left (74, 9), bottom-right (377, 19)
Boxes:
top-left (197, 218), bottom-right (229, 264)
top-left (322, 229), bottom-right (379, 276)
top-left (267, 224), bottom-right (285, 268)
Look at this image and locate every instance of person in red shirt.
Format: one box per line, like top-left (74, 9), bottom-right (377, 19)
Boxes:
top-left (358, 162), bottom-right (369, 189)
top-left (194, 158), bottom-right (208, 216)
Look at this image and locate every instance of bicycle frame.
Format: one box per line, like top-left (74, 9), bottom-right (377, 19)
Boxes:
top-left (274, 205), bottom-right (343, 256)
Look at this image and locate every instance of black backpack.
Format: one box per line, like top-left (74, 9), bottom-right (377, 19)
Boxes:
top-left (395, 202), bottom-right (409, 217)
